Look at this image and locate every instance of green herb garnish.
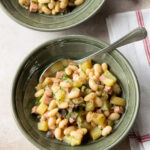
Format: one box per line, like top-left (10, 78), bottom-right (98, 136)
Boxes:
top-left (35, 94), bottom-right (43, 105)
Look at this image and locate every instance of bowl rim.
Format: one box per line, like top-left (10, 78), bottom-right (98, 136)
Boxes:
top-left (0, 0), bottom-right (106, 32)
top-left (11, 35), bottom-right (140, 150)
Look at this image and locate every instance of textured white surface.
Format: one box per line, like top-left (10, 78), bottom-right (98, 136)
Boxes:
top-left (0, 0), bottom-right (150, 149)
top-left (106, 9), bottom-right (150, 150)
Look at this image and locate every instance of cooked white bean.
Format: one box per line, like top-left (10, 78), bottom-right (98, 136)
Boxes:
top-left (104, 110), bottom-right (110, 117)
top-left (74, 0), bottom-right (84, 5)
top-left (35, 89), bottom-right (44, 98)
top-left (51, 83), bottom-right (59, 93)
top-left (51, 9), bottom-right (57, 15)
top-left (56, 118), bottom-right (62, 124)
top-left (108, 113), bottom-right (120, 121)
top-left (70, 131), bottom-right (83, 140)
top-left (19, 0), bottom-right (30, 6)
top-left (42, 6), bottom-right (51, 14)
top-left (42, 77), bottom-right (53, 87)
top-left (46, 108), bottom-right (59, 117)
top-left (60, 0), bottom-right (68, 9)
top-left (48, 117), bottom-right (56, 128)
top-left (55, 128), bottom-right (63, 140)
top-left (68, 88), bottom-right (80, 99)
top-left (59, 119), bottom-right (68, 128)
top-left (68, 65), bottom-right (78, 71)
top-left (86, 68), bottom-right (91, 75)
top-left (94, 64), bottom-right (102, 77)
top-left (65, 67), bottom-right (72, 75)
top-left (95, 97), bottom-right (103, 107)
top-left (102, 126), bottom-right (112, 136)
top-left (86, 112), bottom-right (94, 122)
top-left (89, 79), bottom-right (98, 91)
top-left (55, 2), bottom-right (60, 13)
top-left (73, 74), bottom-right (80, 82)
top-left (58, 101), bottom-right (69, 109)
top-left (64, 126), bottom-right (76, 135)
top-left (76, 128), bottom-right (88, 135)
top-left (48, 100), bottom-right (57, 110)
top-left (84, 92), bottom-right (96, 101)
top-left (48, 0), bottom-right (56, 9)
top-left (60, 81), bottom-right (72, 88)
top-left (101, 63), bottom-right (108, 72)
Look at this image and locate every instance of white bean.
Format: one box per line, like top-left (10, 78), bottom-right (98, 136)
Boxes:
top-left (55, 128), bottom-right (63, 140)
top-left (102, 126), bottom-right (112, 136)
top-left (95, 97), bottom-right (103, 107)
top-left (64, 126), bottom-right (76, 135)
top-left (86, 112), bottom-right (94, 122)
top-left (84, 92), bottom-right (96, 101)
top-left (46, 108), bottom-right (59, 118)
top-left (59, 119), bottom-right (68, 128)
top-left (68, 65), bottom-right (78, 71)
top-left (93, 64), bottom-right (102, 77)
top-left (48, 0), bottom-right (56, 9)
top-left (74, 0), bottom-right (84, 5)
top-left (68, 88), bottom-right (80, 99)
top-left (101, 63), bottom-right (108, 72)
top-left (48, 100), bottom-right (57, 110)
top-left (35, 89), bottom-right (44, 98)
top-left (65, 67), bottom-right (72, 75)
top-left (76, 128), bottom-right (88, 135)
top-left (60, 0), bottom-right (68, 9)
top-left (60, 81), bottom-right (72, 88)
top-left (58, 102), bottom-right (69, 109)
top-left (108, 113), bottom-right (120, 121)
top-left (70, 131), bottom-right (83, 140)
top-left (104, 110), bottom-right (110, 117)
top-left (56, 118), bottom-right (62, 124)
top-left (89, 79), bottom-right (98, 91)
top-left (48, 117), bottom-right (56, 128)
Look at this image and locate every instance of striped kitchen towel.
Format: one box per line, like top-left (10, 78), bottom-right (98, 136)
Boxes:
top-left (106, 9), bottom-right (150, 150)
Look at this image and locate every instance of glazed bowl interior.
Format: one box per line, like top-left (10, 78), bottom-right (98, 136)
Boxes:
top-left (12, 35), bottom-right (139, 150)
top-left (0, 0), bottom-right (105, 31)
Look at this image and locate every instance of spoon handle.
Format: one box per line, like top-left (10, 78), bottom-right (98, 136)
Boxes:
top-left (76, 27), bottom-right (147, 63)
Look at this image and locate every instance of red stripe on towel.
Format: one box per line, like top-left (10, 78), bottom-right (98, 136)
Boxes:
top-left (128, 132), bottom-right (150, 143)
top-left (136, 10), bottom-right (150, 65)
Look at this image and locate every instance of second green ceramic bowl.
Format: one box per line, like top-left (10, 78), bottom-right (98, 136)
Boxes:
top-left (12, 35), bottom-right (140, 150)
top-left (0, 0), bottom-right (105, 31)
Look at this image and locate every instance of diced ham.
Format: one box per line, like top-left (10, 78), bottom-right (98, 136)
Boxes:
top-left (74, 71), bottom-right (79, 75)
top-left (104, 85), bottom-right (112, 94)
top-left (43, 94), bottom-right (52, 105)
top-left (30, 2), bottom-right (38, 13)
top-left (45, 89), bottom-right (52, 97)
top-left (56, 72), bottom-right (64, 79)
top-left (31, 106), bottom-right (38, 114)
top-left (43, 111), bottom-right (50, 118)
top-left (114, 106), bottom-right (124, 114)
top-left (99, 75), bottom-right (106, 82)
top-left (69, 118), bottom-right (75, 124)
top-left (67, 87), bottom-right (71, 93)
top-left (54, 78), bottom-right (62, 84)
top-left (96, 109), bottom-right (102, 114)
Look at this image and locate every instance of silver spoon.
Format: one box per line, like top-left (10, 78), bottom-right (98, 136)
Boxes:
top-left (39, 27), bottom-right (147, 82)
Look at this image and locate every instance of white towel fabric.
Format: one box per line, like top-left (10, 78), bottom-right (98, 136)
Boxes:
top-left (106, 9), bottom-right (150, 150)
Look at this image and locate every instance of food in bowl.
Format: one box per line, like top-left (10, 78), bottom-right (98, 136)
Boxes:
top-left (18, 0), bottom-right (84, 15)
top-left (31, 59), bottom-right (126, 146)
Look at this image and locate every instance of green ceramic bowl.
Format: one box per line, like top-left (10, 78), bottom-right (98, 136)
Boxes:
top-left (12, 35), bottom-right (140, 150)
top-left (0, 0), bottom-right (105, 31)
